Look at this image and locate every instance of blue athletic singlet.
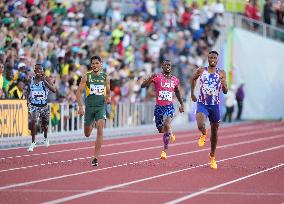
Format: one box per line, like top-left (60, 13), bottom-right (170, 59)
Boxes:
top-left (198, 67), bottom-right (222, 105)
top-left (29, 76), bottom-right (49, 106)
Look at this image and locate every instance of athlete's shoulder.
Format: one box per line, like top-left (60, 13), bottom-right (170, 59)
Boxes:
top-left (100, 72), bottom-right (107, 78)
top-left (172, 75), bottom-right (179, 81)
top-left (197, 67), bottom-right (206, 72)
top-left (194, 67), bottom-right (205, 76)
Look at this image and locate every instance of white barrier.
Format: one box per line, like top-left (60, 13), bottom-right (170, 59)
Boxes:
top-left (47, 102), bottom-right (156, 135)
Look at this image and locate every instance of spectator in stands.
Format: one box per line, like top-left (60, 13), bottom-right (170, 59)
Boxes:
top-left (275, 0), bottom-right (284, 28)
top-left (244, 0), bottom-right (260, 30)
top-left (223, 85), bottom-right (237, 123)
top-left (0, 0), bottom-right (222, 104)
top-left (263, 0), bottom-right (273, 25)
top-left (0, 62), bottom-right (4, 98)
top-left (8, 79), bottom-right (25, 99)
top-left (236, 83), bottom-right (245, 120)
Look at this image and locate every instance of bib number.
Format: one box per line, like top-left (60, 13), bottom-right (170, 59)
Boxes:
top-left (90, 84), bottom-right (105, 95)
top-left (31, 90), bottom-right (46, 100)
top-left (158, 91), bottom-right (172, 101)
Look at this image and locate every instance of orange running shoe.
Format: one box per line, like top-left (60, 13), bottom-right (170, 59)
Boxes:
top-left (198, 133), bottom-right (206, 147)
top-left (209, 154), bottom-right (218, 169)
top-left (170, 133), bottom-right (176, 143)
top-left (160, 150), bottom-right (167, 160)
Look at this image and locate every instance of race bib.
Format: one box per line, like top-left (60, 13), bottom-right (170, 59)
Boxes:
top-left (90, 84), bottom-right (105, 95)
top-left (202, 85), bottom-right (218, 96)
top-left (158, 91), bottom-right (172, 101)
top-left (31, 90), bottom-right (46, 100)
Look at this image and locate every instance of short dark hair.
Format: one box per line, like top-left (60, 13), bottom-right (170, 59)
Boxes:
top-left (90, 55), bottom-right (102, 63)
top-left (161, 59), bottom-right (171, 65)
top-left (35, 62), bottom-right (44, 70)
top-left (209, 51), bottom-right (219, 56)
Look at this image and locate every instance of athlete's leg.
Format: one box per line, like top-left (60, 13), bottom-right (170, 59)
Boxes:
top-left (208, 105), bottom-right (220, 169)
top-left (84, 125), bottom-right (93, 137)
top-left (94, 119), bottom-right (105, 159)
top-left (30, 112), bottom-right (37, 143)
top-left (84, 106), bottom-right (95, 137)
top-left (41, 106), bottom-right (50, 146)
top-left (196, 112), bottom-right (207, 135)
top-left (209, 122), bottom-right (219, 157)
top-left (154, 105), bottom-right (164, 133)
top-left (163, 116), bottom-right (173, 150)
top-left (90, 107), bottom-right (107, 166)
top-left (27, 106), bottom-right (37, 151)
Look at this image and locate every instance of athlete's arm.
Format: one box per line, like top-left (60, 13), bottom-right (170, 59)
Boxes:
top-left (190, 67), bottom-right (204, 102)
top-left (220, 70), bottom-right (228, 94)
top-left (105, 75), bottom-right (111, 104)
top-left (43, 76), bottom-right (56, 93)
top-left (174, 86), bottom-right (184, 113)
top-left (76, 74), bottom-right (87, 115)
top-left (141, 74), bottom-right (156, 88)
top-left (26, 80), bottom-right (30, 107)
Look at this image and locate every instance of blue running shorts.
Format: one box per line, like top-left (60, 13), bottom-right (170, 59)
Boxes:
top-left (154, 104), bottom-right (175, 129)
top-left (196, 102), bottom-right (220, 123)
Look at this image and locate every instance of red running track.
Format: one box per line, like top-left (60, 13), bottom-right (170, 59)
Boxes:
top-left (0, 121), bottom-right (283, 204)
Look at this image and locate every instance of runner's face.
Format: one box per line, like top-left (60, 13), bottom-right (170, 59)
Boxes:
top-left (208, 53), bottom-right (218, 67)
top-left (91, 59), bottom-right (102, 73)
top-left (34, 65), bottom-right (44, 77)
top-left (162, 62), bottom-right (172, 74)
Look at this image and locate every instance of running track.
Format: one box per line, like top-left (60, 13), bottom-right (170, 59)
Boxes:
top-left (0, 121), bottom-right (283, 204)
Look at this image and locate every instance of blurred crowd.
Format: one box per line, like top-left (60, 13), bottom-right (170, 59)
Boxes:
top-left (245, 0), bottom-right (284, 28)
top-left (0, 0), bottom-right (227, 105)
top-left (0, 0), bottom-right (282, 106)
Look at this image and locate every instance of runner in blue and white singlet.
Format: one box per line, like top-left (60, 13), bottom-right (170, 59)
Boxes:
top-left (190, 51), bottom-right (228, 170)
top-left (26, 63), bottom-right (56, 152)
top-left (198, 67), bottom-right (222, 106)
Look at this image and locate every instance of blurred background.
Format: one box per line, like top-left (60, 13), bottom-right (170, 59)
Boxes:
top-left (0, 0), bottom-right (283, 139)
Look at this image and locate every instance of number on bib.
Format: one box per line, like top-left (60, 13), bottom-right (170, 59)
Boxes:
top-left (158, 91), bottom-right (172, 101)
top-left (31, 91), bottom-right (46, 100)
top-left (90, 84), bottom-right (105, 95)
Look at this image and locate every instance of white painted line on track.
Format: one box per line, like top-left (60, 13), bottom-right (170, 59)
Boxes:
top-left (42, 145), bottom-right (284, 204)
top-left (2, 189), bottom-right (284, 197)
top-left (0, 132), bottom-right (283, 191)
top-left (1, 126), bottom-right (283, 173)
top-left (165, 163), bottom-right (284, 204)
top-left (1, 122), bottom-right (271, 160)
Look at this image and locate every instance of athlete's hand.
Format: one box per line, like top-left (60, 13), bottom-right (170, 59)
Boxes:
top-left (220, 71), bottom-right (226, 84)
top-left (179, 104), bottom-right (184, 113)
top-left (191, 94), bottom-right (197, 102)
top-left (150, 73), bottom-right (156, 80)
top-left (78, 106), bottom-right (84, 116)
top-left (105, 96), bottom-right (111, 104)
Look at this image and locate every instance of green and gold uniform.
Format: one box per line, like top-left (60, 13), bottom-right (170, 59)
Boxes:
top-left (84, 71), bottom-right (107, 125)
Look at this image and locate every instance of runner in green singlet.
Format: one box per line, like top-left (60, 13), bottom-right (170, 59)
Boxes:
top-left (76, 55), bottom-right (111, 166)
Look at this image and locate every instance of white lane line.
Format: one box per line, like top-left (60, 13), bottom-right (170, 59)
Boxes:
top-left (1, 127), bottom-right (283, 173)
top-left (0, 122), bottom-right (273, 160)
top-left (42, 145), bottom-right (284, 204)
top-left (0, 132), bottom-right (192, 160)
top-left (105, 190), bottom-right (284, 196)
top-left (0, 132), bottom-right (283, 192)
top-left (165, 163), bottom-right (284, 204)
top-left (3, 189), bottom-right (284, 197)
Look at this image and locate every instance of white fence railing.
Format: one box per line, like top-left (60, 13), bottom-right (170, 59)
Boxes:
top-left (47, 102), bottom-right (156, 135)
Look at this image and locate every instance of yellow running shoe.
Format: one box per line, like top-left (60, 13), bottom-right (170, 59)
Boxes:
top-left (209, 154), bottom-right (218, 169)
top-left (198, 133), bottom-right (206, 147)
top-left (170, 134), bottom-right (176, 143)
top-left (160, 150), bottom-right (167, 160)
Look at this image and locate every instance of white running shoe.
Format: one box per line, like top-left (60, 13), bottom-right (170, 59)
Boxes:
top-left (44, 138), bottom-right (49, 147)
top-left (27, 142), bottom-right (36, 152)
